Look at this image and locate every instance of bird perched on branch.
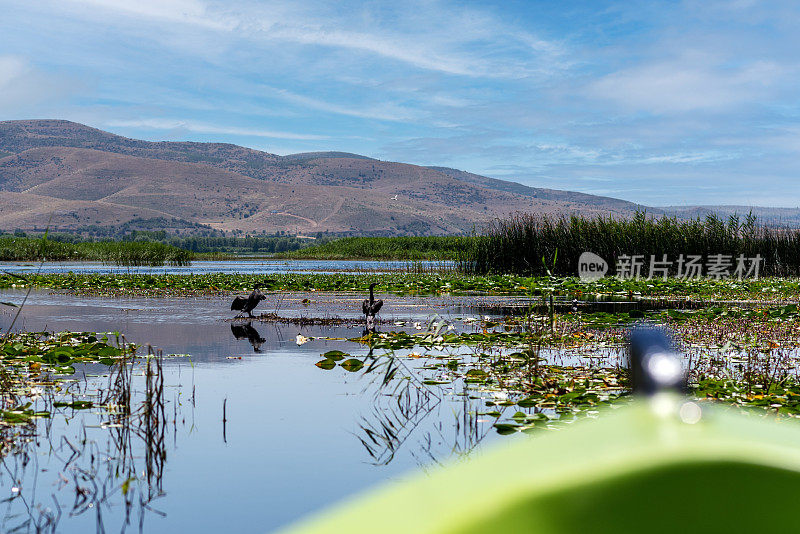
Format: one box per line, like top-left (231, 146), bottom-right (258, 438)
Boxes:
top-left (362, 282), bottom-right (383, 330)
top-left (231, 282), bottom-right (267, 318)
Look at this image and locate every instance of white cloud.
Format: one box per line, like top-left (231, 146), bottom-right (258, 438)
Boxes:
top-left (263, 86), bottom-right (418, 121)
top-left (105, 118), bottom-right (329, 140)
top-left (5, 0), bottom-right (800, 206)
top-left (587, 55), bottom-right (785, 114)
top-left (64, 0), bottom-right (234, 30)
top-left (0, 56), bottom-right (27, 89)
top-left (264, 26), bottom-right (478, 76)
top-left (628, 152), bottom-right (737, 165)
top-left (56, 0), bottom-right (561, 78)
top-left (531, 143), bottom-right (602, 162)
top-left (0, 55), bottom-right (82, 114)
top-left (427, 94), bottom-right (472, 108)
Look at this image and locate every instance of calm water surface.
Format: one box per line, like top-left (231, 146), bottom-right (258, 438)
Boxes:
top-left (1, 259), bottom-right (453, 275)
top-left (0, 288), bottom-right (516, 533)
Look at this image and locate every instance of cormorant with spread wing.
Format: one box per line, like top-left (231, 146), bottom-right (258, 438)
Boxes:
top-left (362, 282), bottom-right (383, 330)
top-left (231, 281), bottom-right (268, 318)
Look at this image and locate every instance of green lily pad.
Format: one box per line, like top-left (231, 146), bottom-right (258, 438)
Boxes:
top-left (340, 358), bottom-right (365, 372)
top-left (322, 350), bottom-right (349, 361)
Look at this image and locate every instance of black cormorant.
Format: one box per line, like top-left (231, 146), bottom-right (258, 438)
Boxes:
top-left (362, 282), bottom-right (383, 330)
top-left (231, 282), bottom-right (267, 318)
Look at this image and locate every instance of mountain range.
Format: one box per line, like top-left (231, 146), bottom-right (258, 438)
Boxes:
top-left (0, 120), bottom-right (797, 236)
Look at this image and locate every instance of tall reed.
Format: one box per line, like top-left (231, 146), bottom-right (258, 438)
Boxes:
top-left (464, 212), bottom-right (800, 276)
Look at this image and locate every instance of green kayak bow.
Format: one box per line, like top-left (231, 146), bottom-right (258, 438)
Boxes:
top-left (283, 328), bottom-right (800, 534)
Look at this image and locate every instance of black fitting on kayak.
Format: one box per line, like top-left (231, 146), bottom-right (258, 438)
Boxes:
top-left (628, 326), bottom-right (686, 395)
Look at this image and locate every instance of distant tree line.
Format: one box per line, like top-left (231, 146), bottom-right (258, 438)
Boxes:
top-left (20, 218), bottom-right (221, 240)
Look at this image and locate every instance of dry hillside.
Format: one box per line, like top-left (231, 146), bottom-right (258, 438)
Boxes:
top-left (0, 119), bottom-right (659, 235)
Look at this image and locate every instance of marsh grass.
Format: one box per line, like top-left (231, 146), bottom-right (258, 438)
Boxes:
top-left (279, 236), bottom-right (473, 260)
top-left (326, 300), bottom-right (800, 442)
top-left (0, 236), bottom-right (193, 266)
top-left (0, 334), bottom-right (172, 531)
top-left (466, 212), bottom-right (800, 276)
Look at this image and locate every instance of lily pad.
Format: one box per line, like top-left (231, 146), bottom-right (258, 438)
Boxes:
top-left (315, 359), bottom-right (337, 370)
top-left (340, 358), bottom-right (365, 372)
top-left (322, 350), bottom-right (349, 361)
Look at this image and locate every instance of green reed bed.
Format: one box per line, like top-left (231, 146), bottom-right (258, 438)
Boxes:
top-left (0, 236), bottom-right (193, 266)
top-left (279, 236), bottom-right (473, 260)
top-left (466, 212), bottom-right (800, 276)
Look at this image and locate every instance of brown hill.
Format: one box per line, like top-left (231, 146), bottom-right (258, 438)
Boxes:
top-left (1, 119), bottom-right (741, 236)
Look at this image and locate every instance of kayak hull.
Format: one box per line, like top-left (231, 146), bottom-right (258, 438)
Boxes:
top-left (283, 398), bottom-right (800, 533)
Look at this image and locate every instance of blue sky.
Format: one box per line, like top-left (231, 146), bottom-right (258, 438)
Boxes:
top-left (1, 0), bottom-right (798, 206)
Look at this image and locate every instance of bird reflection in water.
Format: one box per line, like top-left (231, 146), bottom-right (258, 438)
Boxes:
top-left (231, 322), bottom-right (266, 352)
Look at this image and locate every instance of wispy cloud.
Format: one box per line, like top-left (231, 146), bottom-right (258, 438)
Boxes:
top-left (263, 86), bottom-right (418, 122)
top-left (64, 0), bottom-right (235, 30)
top-left (105, 118), bottom-right (329, 140)
top-left (0, 55), bottom-right (82, 114)
top-left (587, 56), bottom-right (785, 113)
top-left (59, 0), bottom-right (560, 78)
top-left (0, 55), bottom-right (27, 89)
top-left (3, 0), bottom-right (800, 205)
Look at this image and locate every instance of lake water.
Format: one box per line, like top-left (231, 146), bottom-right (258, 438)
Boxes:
top-left (0, 287), bottom-right (521, 533)
top-left (0, 259), bottom-right (454, 276)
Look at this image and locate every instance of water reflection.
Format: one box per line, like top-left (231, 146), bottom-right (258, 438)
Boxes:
top-left (0, 289), bottom-right (514, 532)
top-left (0, 260), bottom-right (454, 276)
top-left (357, 353), bottom-right (442, 466)
top-left (230, 322), bottom-right (266, 352)
top-left (0, 351), bottom-right (173, 533)
top-left (354, 342), bottom-right (499, 468)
